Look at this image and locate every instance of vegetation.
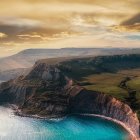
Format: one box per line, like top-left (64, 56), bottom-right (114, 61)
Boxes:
top-left (58, 54), bottom-right (140, 80)
top-left (57, 54), bottom-right (140, 119)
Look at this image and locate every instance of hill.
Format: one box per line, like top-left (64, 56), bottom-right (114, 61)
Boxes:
top-left (1, 48), bottom-right (140, 72)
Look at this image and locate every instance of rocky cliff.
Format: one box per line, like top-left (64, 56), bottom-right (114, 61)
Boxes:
top-left (0, 60), bottom-right (139, 139)
top-left (69, 90), bottom-right (140, 138)
top-left (0, 62), bottom-right (73, 117)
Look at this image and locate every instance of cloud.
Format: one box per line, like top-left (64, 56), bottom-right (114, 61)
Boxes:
top-left (125, 35), bottom-right (140, 40)
top-left (0, 0), bottom-right (140, 57)
top-left (113, 24), bottom-right (140, 32)
top-left (0, 17), bottom-right (45, 35)
top-left (0, 20), bottom-right (80, 43)
top-left (0, 17), bottom-right (43, 27)
top-left (121, 13), bottom-right (140, 25)
top-left (0, 32), bottom-right (7, 38)
top-left (111, 13), bottom-right (140, 32)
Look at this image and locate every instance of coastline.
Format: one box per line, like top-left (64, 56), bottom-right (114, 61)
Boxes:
top-left (80, 114), bottom-right (139, 140)
top-left (9, 104), bottom-right (139, 140)
top-left (10, 104), bottom-right (66, 120)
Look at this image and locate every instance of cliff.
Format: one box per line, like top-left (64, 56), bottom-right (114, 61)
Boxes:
top-left (0, 59), bottom-right (139, 139)
top-left (0, 62), bottom-right (73, 117)
top-left (69, 90), bottom-right (140, 138)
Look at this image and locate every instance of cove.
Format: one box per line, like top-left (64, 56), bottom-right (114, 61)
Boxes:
top-left (0, 106), bottom-right (130, 140)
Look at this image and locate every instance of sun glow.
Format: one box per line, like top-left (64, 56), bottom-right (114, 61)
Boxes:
top-left (0, 0), bottom-right (140, 56)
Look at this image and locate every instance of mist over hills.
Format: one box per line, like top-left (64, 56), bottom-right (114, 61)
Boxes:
top-left (0, 47), bottom-right (140, 81)
top-left (1, 48), bottom-right (140, 71)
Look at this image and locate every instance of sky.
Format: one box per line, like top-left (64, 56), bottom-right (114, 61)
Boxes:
top-left (0, 0), bottom-right (140, 57)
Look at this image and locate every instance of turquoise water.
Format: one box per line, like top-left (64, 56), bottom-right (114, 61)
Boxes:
top-left (0, 107), bottom-right (129, 140)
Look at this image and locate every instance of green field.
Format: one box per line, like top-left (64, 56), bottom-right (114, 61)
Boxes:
top-left (82, 73), bottom-right (126, 100)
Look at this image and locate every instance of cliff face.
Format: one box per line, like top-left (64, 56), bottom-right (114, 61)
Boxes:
top-left (69, 90), bottom-right (140, 138)
top-left (0, 62), bottom-right (73, 117)
top-left (0, 61), bottom-right (139, 138)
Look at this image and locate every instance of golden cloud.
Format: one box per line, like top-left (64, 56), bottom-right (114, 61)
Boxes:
top-left (0, 32), bottom-right (7, 38)
top-left (0, 0), bottom-right (140, 57)
top-left (111, 13), bottom-right (140, 32)
top-left (112, 24), bottom-right (140, 32)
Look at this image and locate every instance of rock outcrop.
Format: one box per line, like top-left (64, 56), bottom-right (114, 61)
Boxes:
top-left (0, 61), bottom-right (139, 139)
top-left (0, 62), bottom-right (73, 117)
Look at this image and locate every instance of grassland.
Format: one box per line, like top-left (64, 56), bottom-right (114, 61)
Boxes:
top-left (82, 73), bottom-right (127, 101)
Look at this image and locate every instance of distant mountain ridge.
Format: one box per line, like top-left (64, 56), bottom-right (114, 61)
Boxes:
top-left (1, 48), bottom-right (140, 72)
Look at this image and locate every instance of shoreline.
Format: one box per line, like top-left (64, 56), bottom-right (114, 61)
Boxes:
top-left (10, 104), bottom-right (66, 120)
top-left (80, 114), bottom-right (139, 140)
top-left (9, 104), bottom-right (139, 140)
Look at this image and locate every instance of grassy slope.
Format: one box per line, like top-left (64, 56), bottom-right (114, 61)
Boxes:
top-left (83, 73), bottom-right (127, 101)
